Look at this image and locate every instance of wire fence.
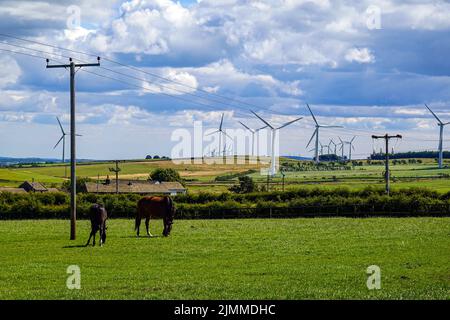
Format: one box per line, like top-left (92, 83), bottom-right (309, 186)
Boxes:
top-left (175, 204), bottom-right (450, 219)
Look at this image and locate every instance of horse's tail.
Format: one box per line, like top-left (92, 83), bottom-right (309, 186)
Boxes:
top-left (166, 196), bottom-right (175, 218)
top-left (135, 199), bottom-right (141, 231)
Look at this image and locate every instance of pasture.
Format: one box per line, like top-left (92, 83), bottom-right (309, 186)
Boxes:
top-left (1, 157), bottom-right (450, 193)
top-left (0, 218), bottom-right (448, 299)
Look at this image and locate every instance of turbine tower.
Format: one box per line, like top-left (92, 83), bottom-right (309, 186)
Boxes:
top-left (251, 111), bottom-right (303, 175)
top-left (238, 121), bottom-right (267, 157)
top-left (425, 104), bottom-right (449, 169)
top-left (306, 104), bottom-right (343, 164)
top-left (206, 113), bottom-right (232, 157)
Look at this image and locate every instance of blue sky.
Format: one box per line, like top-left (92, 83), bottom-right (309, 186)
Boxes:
top-left (0, 0), bottom-right (449, 159)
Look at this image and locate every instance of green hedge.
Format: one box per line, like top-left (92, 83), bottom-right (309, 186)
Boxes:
top-left (0, 187), bottom-right (449, 219)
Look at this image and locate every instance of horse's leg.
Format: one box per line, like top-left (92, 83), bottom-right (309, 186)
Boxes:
top-left (85, 230), bottom-right (93, 246)
top-left (136, 216), bottom-right (141, 237)
top-left (93, 229), bottom-right (97, 246)
top-left (145, 217), bottom-right (152, 237)
top-left (99, 227), bottom-right (103, 247)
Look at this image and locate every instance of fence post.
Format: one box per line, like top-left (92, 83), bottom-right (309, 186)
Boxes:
top-left (269, 207), bottom-right (272, 219)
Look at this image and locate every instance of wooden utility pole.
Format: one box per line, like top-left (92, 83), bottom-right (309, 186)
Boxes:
top-left (281, 169), bottom-right (285, 192)
top-left (371, 134), bottom-right (402, 195)
top-left (47, 57), bottom-right (100, 240)
top-left (109, 160), bottom-right (121, 194)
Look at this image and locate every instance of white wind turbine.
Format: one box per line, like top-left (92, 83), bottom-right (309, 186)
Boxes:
top-left (251, 110), bottom-right (303, 175)
top-left (306, 104), bottom-right (343, 164)
top-left (329, 139), bottom-right (337, 155)
top-left (53, 116), bottom-right (81, 178)
top-left (238, 121), bottom-right (267, 157)
top-left (425, 104), bottom-right (449, 169)
top-left (206, 113), bottom-right (232, 157)
top-left (339, 136), bottom-right (356, 160)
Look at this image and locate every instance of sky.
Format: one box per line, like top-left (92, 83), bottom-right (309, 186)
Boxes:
top-left (0, 0), bottom-right (449, 160)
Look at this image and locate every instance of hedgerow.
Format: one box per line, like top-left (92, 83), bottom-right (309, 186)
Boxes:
top-left (0, 187), bottom-right (449, 219)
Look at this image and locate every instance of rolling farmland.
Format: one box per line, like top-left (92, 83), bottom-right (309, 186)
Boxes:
top-left (1, 157), bottom-right (449, 192)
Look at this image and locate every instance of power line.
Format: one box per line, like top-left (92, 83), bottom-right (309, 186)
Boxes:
top-left (0, 43), bottom-right (251, 118)
top-left (0, 33), bottom-right (299, 117)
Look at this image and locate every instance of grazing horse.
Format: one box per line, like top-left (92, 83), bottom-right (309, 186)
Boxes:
top-left (85, 204), bottom-right (107, 247)
top-left (135, 196), bottom-right (175, 237)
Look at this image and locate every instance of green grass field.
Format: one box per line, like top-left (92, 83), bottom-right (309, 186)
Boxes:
top-left (0, 218), bottom-right (448, 299)
top-left (1, 158), bottom-right (450, 192)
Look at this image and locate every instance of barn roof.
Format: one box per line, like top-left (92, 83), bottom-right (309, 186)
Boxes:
top-left (20, 181), bottom-right (49, 192)
top-left (0, 187), bottom-right (27, 194)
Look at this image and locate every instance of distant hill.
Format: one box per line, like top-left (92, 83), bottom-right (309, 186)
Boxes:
top-left (282, 156), bottom-right (313, 161)
top-left (369, 151), bottom-right (450, 160)
top-left (0, 156), bottom-right (95, 166)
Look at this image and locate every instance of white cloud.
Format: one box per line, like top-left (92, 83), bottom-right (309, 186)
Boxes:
top-left (345, 48), bottom-right (375, 64)
top-left (0, 56), bottom-right (21, 88)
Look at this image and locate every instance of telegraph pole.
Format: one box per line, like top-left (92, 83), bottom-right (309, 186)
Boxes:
top-left (47, 57), bottom-right (100, 240)
top-left (109, 160), bottom-right (121, 194)
top-left (371, 134), bottom-right (402, 196)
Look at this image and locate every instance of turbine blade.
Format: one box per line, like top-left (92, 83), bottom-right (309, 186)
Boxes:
top-left (306, 103), bottom-right (318, 125)
top-left (320, 125), bottom-right (343, 128)
top-left (238, 121), bottom-right (253, 132)
top-left (219, 113), bottom-right (224, 130)
top-left (425, 104), bottom-right (443, 124)
top-left (351, 136), bottom-right (356, 143)
top-left (352, 145), bottom-right (355, 151)
top-left (53, 135), bottom-right (64, 149)
top-left (206, 130), bottom-right (220, 136)
top-left (277, 117), bottom-right (303, 129)
top-left (251, 110), bottom-right (273, 129)
top-left (338, 136), bottom-right (343, 143)
top-left (255, 125), bottom-right (268, 132)
top-left (306, 128), bottom-right (317, 148)
top-left (222, 130), bottom-right (233, 141)
top-left (56, 117), bottom-right (65, 134)
top-left (443, 121), bottom-right (450, 126)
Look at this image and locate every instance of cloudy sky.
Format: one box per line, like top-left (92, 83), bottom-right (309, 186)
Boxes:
top-left (0, 0), bottom-right (449, 160)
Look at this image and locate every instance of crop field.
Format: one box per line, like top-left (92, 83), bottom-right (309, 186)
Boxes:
top-left (1, 157), bottom-right (450, 193)
top-left (0, 218), bottom-right (448, 299)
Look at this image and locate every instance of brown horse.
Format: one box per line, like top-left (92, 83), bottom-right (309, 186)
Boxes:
top-left (85, 204), bottom-right (107, 246)
top-left (135, 196), bottom-right (175, 237)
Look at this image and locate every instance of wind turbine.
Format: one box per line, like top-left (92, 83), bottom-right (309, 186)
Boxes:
top-left (329, 139), bottom-right (337, 155)
top-left (251, 110), bottom-right (303, 175)
top-left (337, 138), bottom-right (345, 159)
top-left (306, 104), bottom-right (343, 164)
top-left (339, 136), bottom-right (356, 160)
top-left (319, 142), bottom-right (325, 155)
top-left (425, 104), bottom-right (449, 169)
top-left (53, 117), bottom-right (81, 178)
top-left (238, 121), bottom-right (267, 157)
top-left (206, 113), bottom-right (232, 157)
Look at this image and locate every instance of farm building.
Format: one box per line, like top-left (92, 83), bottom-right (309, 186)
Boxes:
top-left (84, 180), bottom-right (186, 195)
top-left (19, 181), bottom-right (59, 193)
top-left (0, 186), bottom-right (27, 194)
top-left (0, 182), bottom-right (59, 193)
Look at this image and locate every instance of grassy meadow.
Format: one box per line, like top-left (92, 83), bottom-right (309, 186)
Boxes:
top-left (0, 218), bottom-right (448, 299)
